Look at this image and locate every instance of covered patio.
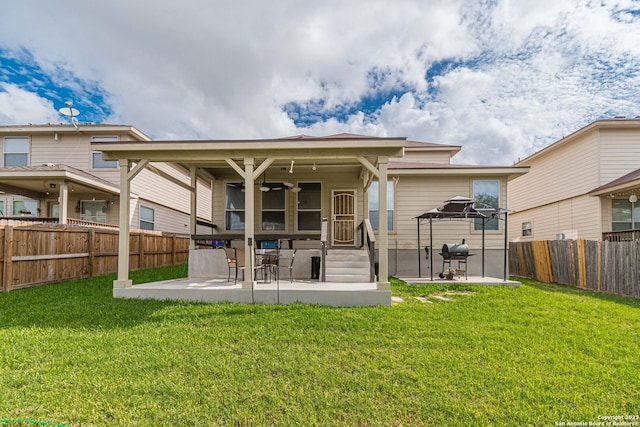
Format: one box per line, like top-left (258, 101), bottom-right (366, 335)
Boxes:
top-left (93, 134), bottom-right (406, 306)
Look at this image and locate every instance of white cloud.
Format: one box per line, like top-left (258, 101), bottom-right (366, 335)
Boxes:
top-left (0, 0), bottom-right (638, 165)
top-left (0, 83), bottom-right (60, 124)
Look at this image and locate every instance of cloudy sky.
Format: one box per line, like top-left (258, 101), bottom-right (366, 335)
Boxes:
top-left (1, 0), bottom-right (639, 165)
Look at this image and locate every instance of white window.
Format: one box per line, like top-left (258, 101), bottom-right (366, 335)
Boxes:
top-left (3, 137), bottom-right (29, 167)
top-left (92, 152), bottom-right (117, 169)
top-left (225, 183), bottom-right (245, 230)
top-left (521, 221), bottom-right (533, 237)
top-left (297, 182), bottom-right (321, 231)
top-left (612, 199), bottom-right (640, 231)
top-left (140, 206), bottom-right (155, 230)
top-left (0, 201), bottom-right (4, 216)
top-left (262, 189), bottom-right (285, 231)
top-left (81, 201), bottom-right (107, 223)
top-left (368, 180), bottom-right (394, 231)
top-left (91, 136), bottom-right (118, 168)
top-left (473, 180), bottom-right (500, 231)
top-left (13, 200), bottom-right (37, 216)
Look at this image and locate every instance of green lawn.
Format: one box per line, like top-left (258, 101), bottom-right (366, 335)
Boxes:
top-left (1, 268), bottom-right (639, 426)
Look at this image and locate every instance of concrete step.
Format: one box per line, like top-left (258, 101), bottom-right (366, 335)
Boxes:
top-left (325, 248), bottom-right (372, 282)
top-left (325, 274), bottom-right (372, 283)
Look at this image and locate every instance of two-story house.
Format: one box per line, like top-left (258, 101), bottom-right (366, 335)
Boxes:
top-left (0, 124), bottom-right (213, 234)
top-left (508, 117), bottom-right (640, 242)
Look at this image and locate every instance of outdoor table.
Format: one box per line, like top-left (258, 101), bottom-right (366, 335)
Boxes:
top-left (255, 249), bottom-right (279, 283)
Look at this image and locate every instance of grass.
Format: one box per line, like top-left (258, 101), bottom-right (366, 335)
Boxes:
top-left (0, 268), bottom-right (639, 426)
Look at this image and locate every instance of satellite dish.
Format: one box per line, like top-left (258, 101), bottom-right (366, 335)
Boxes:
top-left (58, 107), bottom-right (79, 117)
top-left (58, 101), bottom-right (80, 129)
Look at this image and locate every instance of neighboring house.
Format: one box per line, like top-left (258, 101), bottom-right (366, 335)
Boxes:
top-left (508, 117), bottom-right (640, 242)
top-left (0, 124), bottom-right (213, 234)
top-left (92, 132), bottom-right (527, 293)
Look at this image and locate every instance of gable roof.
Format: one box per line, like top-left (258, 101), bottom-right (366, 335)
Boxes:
top-left (0, 123), bottom-right (151, 140)
top-left (515, 117), bottom-right (640, 166)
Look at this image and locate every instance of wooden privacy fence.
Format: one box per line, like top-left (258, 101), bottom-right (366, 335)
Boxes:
top-left (0, 225), bottom-right (190, 292)
top-left (510, 239), bottom-right (640, 298)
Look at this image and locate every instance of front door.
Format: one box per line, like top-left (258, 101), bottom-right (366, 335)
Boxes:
top-left (332, 189), bottom-right (356, 246)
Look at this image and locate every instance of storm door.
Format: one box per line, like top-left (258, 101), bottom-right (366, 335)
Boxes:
top-left (331, 189), bottom-right (356, 246)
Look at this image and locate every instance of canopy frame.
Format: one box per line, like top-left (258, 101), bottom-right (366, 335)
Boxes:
top-left (415, 196), bottom-right (510, 281)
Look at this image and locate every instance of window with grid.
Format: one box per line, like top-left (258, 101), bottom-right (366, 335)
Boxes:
top-left (225, 183), bottom-right (245, 230)
top-left (262, 189), bottom-right (285, 230)
top-left (3, 137), bottom-right (29, 166)
top-left (297, 182), bottom-right (321, 231)
top-left (81, 200), bottom-right (107, 223)
top-left (473, 180), bottom-right (499, 231)
top-left (368, 180), bottom-right (394, 231)
top-left (140, 206), bottom-right (155, 230)
top-left (91, 136), bottom-right (118, 168)
top-left (13, 200), bottom-right (37, 216)
top-left (612, 199), bottom-right (640, 231)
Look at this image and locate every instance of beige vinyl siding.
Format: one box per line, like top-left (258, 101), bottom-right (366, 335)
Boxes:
top-left (509, 132), bottom-right (600, 212)
top-left (131, 199), bottom-right (191, 234)
top-left (509, 194), bottom-right (602, 241)
top-left (129, 163), bottom-right (212, 221)
top-left (598, 128), bottom-right (640, 185)
top-left (29, 133), bottom-right (92, 169)
top-left (397, 151), bottom-right (452, 164)
top-left (392, 175), bottom-right (507, 253)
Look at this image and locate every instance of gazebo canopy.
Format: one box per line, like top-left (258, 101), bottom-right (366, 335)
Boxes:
top-left (416, 196), bottom-right (487, 220)
top-left (415, 196), bottom-right (509, 281)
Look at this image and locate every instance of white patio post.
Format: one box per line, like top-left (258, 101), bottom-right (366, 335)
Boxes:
top-left (114, 158), bottom-right (132, 288)
top-left (189, 165), bottom-right (197, 249)
top-left (243, 158), bottom-right (255, 289)
top-left (377, 156), bottom-right (390, 290)
top-left (58, 181), bottom-right (69, 224)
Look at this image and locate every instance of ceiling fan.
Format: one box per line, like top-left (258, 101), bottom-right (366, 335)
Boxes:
top-left (258, 172), bottom-right (301, 192)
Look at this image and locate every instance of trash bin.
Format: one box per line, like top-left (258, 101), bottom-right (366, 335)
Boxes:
top-left (311, 256), bottom-right (320, 279)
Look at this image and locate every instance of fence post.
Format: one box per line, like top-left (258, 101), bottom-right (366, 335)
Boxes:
top-left (172, 234), bottom-right (177, 265)
top-left (139, 232), bottom-right (146, 270)
top-left (3, 226), bottom-right (13, 291)
top-left (88, 228), bottom-right (95, 278)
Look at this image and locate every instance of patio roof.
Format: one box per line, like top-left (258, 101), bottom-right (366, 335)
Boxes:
top-left (0, 164), bottom-right (121, 199)
top-left (416, 196), bottom-right (487, 219)
top-left (589, 167), bottom-right (640, 196)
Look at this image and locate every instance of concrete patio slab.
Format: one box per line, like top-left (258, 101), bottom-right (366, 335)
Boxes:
top-left (113, 278), bottom-right (391, 307)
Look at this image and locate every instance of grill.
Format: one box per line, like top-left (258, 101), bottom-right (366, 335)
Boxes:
top-left (439, 239), bottom-right (472, 279)
top-left (441, 242), bottom-right (469, 259)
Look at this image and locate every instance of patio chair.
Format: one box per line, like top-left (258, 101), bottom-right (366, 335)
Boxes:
top-left (275, 249), bottom-right (297, 283)
top-left (222, 247), bottom-right (246, 283)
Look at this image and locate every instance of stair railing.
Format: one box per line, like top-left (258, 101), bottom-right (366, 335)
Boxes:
top-left (358, 219), bottom-right (376, 282)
